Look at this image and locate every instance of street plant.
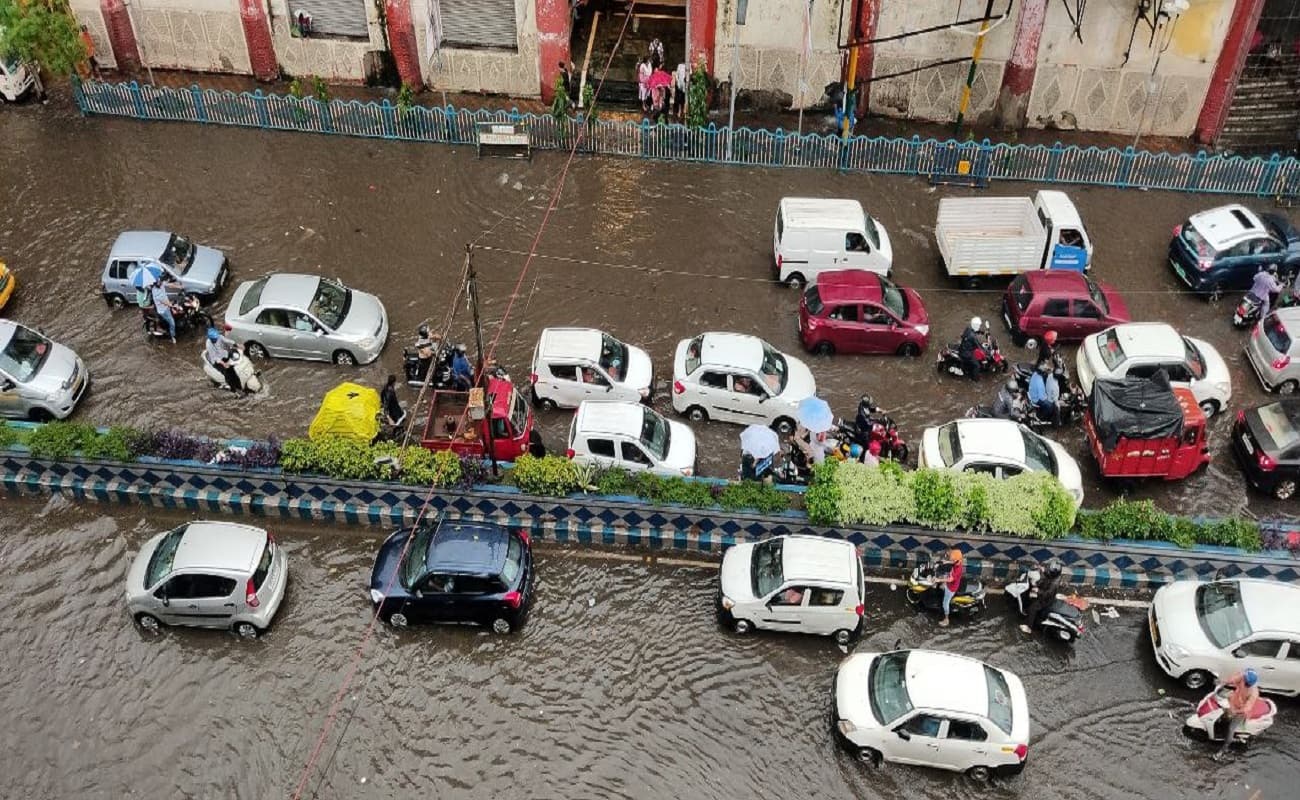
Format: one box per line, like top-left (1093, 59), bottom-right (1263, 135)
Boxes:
top-left (509, 453), bottom-right (580, 497)
top-left (26, 421), bottom-right (96, 460)
top-left (549, 73), bottom-right (569, 122)
top-left (396, 82), bottom-right (414, 112)
top-left (312, 75), bottom-right (330, 103)
top-left (686, 57), bottom-right (710, 129)
top-left (0, 0), bottom-right (85, 77)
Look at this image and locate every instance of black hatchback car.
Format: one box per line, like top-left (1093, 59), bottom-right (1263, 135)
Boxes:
top-left (369, 520), bottom-right (534, 633)
top-left (1232, 400), bottom-right (1300, 500)
top-left (1169, 204), bottom-right (1300, 296)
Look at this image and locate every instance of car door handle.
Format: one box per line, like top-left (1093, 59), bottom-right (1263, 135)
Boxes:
top-left (186, 604), bottom-right (199, 609)
top-left (224, 603), bottom-right (236, 607)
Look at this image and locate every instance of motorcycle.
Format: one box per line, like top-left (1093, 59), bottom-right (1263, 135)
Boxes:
top-left (143, 293), bottom-right (211, 339)
top-left (1004, 566), bottom-right (1086, 643)
top-left (1184, 685), bottom-right (1277, 747)
top-left (836, 415), bottom-right (909, 463)
top-left (904, 559), bottom-right (986, 616)
top-left (771, 449), bottom-right (812, 485)
top-left (1010, 361), bottom-right (1086, 425)
top-left (1232, 289), bottom-right (1297, 329)
top-left (402, 343), bottom-right (454, 389)
top-left (937, 333), bottom-right (1007, 379)
top-left (202, 348), bottom-right (264, 394)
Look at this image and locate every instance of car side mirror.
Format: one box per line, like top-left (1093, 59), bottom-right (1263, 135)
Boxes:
top-left (160, 594), bottom-right (170, 607)
top-left (1233, 648), bottom-right (1246, 658)
top-left (895, 728), bottom-right (911, 741)
top-left (757, 394), bottom-right (768, 403)
top-left (0, 379), bottom-right (14, 392)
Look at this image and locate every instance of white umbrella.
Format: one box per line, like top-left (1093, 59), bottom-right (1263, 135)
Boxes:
top-left (740, 424), bottom-right (780, 459)
top-left (797, 396), bottom-right (834, 433)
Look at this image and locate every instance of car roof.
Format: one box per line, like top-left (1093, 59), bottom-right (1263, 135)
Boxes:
top-left (109, 231), bottom-right (172, 260)
top-left (1019, 270), bottom-right (1091, 294)
top-left (171, 522), bottom-right (267, 573)
top-left (1270, 307), bottom-right (1300, 327)
top-left (0, 319), bottom-right (19, 344)
top-left (696, 332), bottom-right (764, 371)
top-left (576, 401), bottom-right (647, 436)
top-left (1110, 322), bottom-right (1184, 360)
top-left (952, 418), bottom-right (1026, 461)
top-left (902, 650), bottom-right (993, 718)
top-left (1188, 205), bottom-right (1266, 250)
top-left (1036, 190), bottom-right (1084, 230)
top-left (781, 535), bottom-right (856, 584)
top-left (814, 270), bottom-right (884, 305)
top-left (1238, 579), bottom-right (1300, 634)
top-left (780, 197), bottom-right (865, 230)
top-left (258, 273), bottom-right (323, 309)
top-left (425, 521), bottom-right (510, 574)
top-left (539, 327), bottom-right (602, 361)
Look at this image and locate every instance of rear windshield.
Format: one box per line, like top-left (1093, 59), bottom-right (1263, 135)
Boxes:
top-left (1182, 338), bottom-right (1207, 380)
top-left (1195, 582), bottom-right (1252, 648)
top-left (984, 665), bottom-right (1014, 735)
top-left (239, 278), bottom-right (268, 316)
top-left (1254, 403), bottom-right (1300, 452)
top-left (145, 526), bottom-right (187, 588)
top-left (937, 423), bottom-right (961, 466)
top-left (868, 651), bottom-right (914, 725)
top-left (640, 407), bottom-right (671, 460)
top-left (862, 213), bottom-right (881, 250)
top-left (1182, 224), bottom-right (1216, 256)
top-left (1264, 314), bottom-right (1291, 354)
top-left (879, 276), bottom-right (908, 319)
top-left (803, 285), bottom-right (824, 316)
top-left (500, 534), bottom-right (524, 586)
top-left (1010, 275), bottom-right (1031, 312)
top-left (161, 234), bottom-right (196, 273)
top-left (251, 539), bottom-right (274, 591)
top-left (1084, 277), bottom-right (1110, 314)
top-left (750, 537), bottom-right (783, 598)
top-left (1020, 429), bottom-right (1057, 474)
top-left (1097, 329), bottom-right (1127, 371)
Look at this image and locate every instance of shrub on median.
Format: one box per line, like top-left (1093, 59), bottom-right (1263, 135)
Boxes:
top-left (1076, 498), bottom-right (1261, 552)
top-left (278, 437), bottom-right (465, 488)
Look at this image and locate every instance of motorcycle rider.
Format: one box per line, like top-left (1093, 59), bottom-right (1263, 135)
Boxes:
top-left (1036, 329), bottom-right (1061, 369)
top-left (959, 317), bottom-right (983, 380)
top-left (1028, 362), bottom-right (1063, 426)
top-left (451, 344), bottom-right (474, 390)
top-left (1214, 668), bottom-right (1261, 760)
top-left (204, 327), bottom-right (244, 393)
top-left (992, 377), bottom-right (1022, 420)
top-left (1018, 557), bottom-right (1063, 634)
top-left (938, 548), bottom-right (964, 627)
top-left (415, 324), bottom-right (439, 376)
top-left (855, 393), bottom-right (883, 434)
top-left (1248, 265), bottom-right (1283, 321)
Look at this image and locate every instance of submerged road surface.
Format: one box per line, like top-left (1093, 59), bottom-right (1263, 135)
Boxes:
top-left (0, 497), bottom-right (1294, 798)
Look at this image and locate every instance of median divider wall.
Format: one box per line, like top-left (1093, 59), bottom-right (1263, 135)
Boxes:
top-left (3, 452), bottom-right (1297, 589)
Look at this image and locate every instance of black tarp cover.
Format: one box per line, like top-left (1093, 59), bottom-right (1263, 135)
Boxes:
top-left (1090, 371), bottom-right (1184, 451)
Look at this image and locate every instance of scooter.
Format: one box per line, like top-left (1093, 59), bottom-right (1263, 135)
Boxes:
top-left (143, 293), bottom-right (211, 339)
top-left (1004, 566), bottom-right (1086, 643)
top-left (1232, 289), bottom-right (1297, 329)
top-left (202, 348), bottom-right (264, 394)
top-left (837, 404), bottom-right (909, 463)
top-left (904, 559), bottom-right (986, 616)
top-left (402, 344), bottom-right (454, 389)
top-left (1009, 362), bottom-right (1086, 426)
top-left (1184, 685), bottom-right (1277, 747)
top-left (936, 333), bottom-right (1007, 379)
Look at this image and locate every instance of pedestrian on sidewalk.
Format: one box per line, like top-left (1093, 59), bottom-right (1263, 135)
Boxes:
top-left (558, 61), bottom-right (576, 108)
top-left (78, 26), bottom-right (101, 80)
top-left (672, 62), bottom-right (688, 119)
top-left (649, 38), bottom-right (664, 69)
top-left (637, 56), bottom-right (652, 114)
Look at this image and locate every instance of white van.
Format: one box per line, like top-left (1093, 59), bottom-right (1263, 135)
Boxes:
top-left (530, 327), bottom-right (653, 409)
top-left (566, 401), bottom-right (696, 476)
top-left (773, 198), bottom-right (893, 287)
top-left (0, 54), bottom-right (36, 103)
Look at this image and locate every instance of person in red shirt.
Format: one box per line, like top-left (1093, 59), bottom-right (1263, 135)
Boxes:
top-left (939, 549), bottom-right (964, 627)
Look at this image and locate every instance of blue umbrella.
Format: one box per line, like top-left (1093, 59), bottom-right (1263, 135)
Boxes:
top-left (796, 395), bottom-right (834, 433)
top-left (129, 263), bottom-right (165, 289)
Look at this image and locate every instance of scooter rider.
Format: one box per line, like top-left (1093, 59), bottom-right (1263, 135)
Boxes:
top-left (204, 327), bottom-right (244, 393)
top-left (1215, 668), bottom-right (1261, 760)
top-left (992, 378), bottom-right (1021, 420)
top-left (938, 549), bottom-right (964, 628)
top-left (1028, 362), bottom-right (1063, 426)
top-left (959, 317), bottom-right (983, 380)
top-left (1249, 265), bottom-right (1282, 321)
top-left (1018, 557), bottom-right (1063, 634)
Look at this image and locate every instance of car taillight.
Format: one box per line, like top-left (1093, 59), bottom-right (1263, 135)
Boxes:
top-left (854, 604), bottom-right (864, 617)
top-left (1196, 258), bottom-right (1213, 271)
top-left (565, 448), bottom-right (575, 458)
top-left (529, 371), bottom-right (537, 384)
top-left (1273, 356), bottom-right (1291, 370)
top-left (1172, 224), bottom-right (1182, 236)
top-left (503, 590), bottom-right (522, 609)
top-left (1257, 451), bottom-right (1276, 471)
top-left (777, 253), bottom-right (783, 268)
top-left (516, 529), bottom-right (530, 545)
top-left (1236, 410), bottom-right (1246, 425)
top-left (1014, 744), bottom-right (1028, 761)
top-left (245, 578), bottom-right (259, 608)
top-left (672, 380), bottom-right (685, 394)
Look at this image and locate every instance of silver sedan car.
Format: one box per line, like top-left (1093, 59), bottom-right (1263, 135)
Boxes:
top-left (0, 319), bottom-right (89, 421)
top-left (125, 521), bottom-right (288, 638)
top-left (224, 273), bottom-right (388, 365)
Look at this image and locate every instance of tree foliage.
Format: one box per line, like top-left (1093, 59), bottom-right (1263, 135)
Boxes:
top-left (0, 0), bottom-right (86, 77)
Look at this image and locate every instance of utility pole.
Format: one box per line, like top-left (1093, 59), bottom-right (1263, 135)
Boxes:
top-left (465, 244), bottom-right (497, 476)
top-left (954, 0), bottom-right (996, 133)
top-left (726, 0), bottom-right (747, 160)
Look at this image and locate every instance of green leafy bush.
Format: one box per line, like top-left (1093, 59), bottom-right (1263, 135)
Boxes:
top-left (716, 480), bottom-right (790, 514)
top-left (26, 422), bottom-right (96, 460)
top-left (804, 459), bottom-right (842, 525)
top-left (984, 472), bottom-right (1075, 539)
top-left (0, 422), bottom-right (18, 449)
top-left (1077, 498), bottom-right (1168, 541)
top-left (911, 469), bottom-right (963, 529)
top-left (510, 454), bottom-right (581, 497)
top-left (835, 459), bottom-right (917, 527)
top-left (594, 467), bottom-right (637, 496)
top-left (81, 426), bottom-right (138, 462)
top-left (1198, 517), bottom-right (1262, 550)
top-left (632, 472), bottom-right (715, 507)
top-left (279, 437), bottom-right (381, 480)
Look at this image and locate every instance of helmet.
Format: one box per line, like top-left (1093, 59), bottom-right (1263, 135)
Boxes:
top-left (858, 393), bottom-right (877, 413)
top-left (206, 328), bottom-right (219, 342)
top-left (1267, 264), bottom-right (1279, 275)
top-left (611, 357), bottom-right (622, 368)
top-left (867, 440), bottom-right (882, 456)
top-left (848, 444), bottom-right (863, 459)
top-left (456, 343), bottom-right (468, 353)
top-left (1005, 378), bottom-right (1019, 392)
top-left (1243, 668), bottom-right (1259, 687)
top-left (418, 324), bottom-right (430, 338)
top-left (970, 316), bottom-right (982, 331)
top-left (1037, 360), bottom-right (1051, 373)
top-left (1045, 558), bottom-right (1062, 577)
top-left (949, 548), bottom-right (964, 563)
top-left (1043, 330), bottom-right (1058, 346)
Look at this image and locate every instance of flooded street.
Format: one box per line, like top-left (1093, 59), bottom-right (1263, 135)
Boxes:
top-left (0, 497), bottom-right (1296, 798)
top-left (2, 99), bottom-right (1299, 523)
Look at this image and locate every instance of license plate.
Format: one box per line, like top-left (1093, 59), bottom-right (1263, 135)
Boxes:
top-left (1170, 258), bottom-right (1189, 284)
top-left (1240, 433), bottom-right (1254, 454)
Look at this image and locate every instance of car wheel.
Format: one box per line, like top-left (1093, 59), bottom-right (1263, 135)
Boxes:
top-left (785, 272), bottom-right (806, 289)
top-left (333, 350), bottom-right (357, 366)
top-left (387, 611), bottom-right (409, 628)
top-left (245, 342), bottom-right (269, 360)
top-left (27, 407), bottom-right (54, 423)
top-left (773, 417), bottom-right (796, 436)
top-left (1055, 627), bottom-right (1076, 643)
top-left (686, 405), bottom-right (708, 423)
top-left (1278, 380), bottom-right (1298, 396)
top-left (1183, 724), bottom-right (1209, 742)
top-left (1274, 479), bottom-right (1298, 500)
top-left (896, 342), bottom-right (921, 357)
top-left (134, 612), bottom-right (162, 633)
top-left (857, 746), bottom-right (882, 768)
top-left (733, 618), bottom-right (753, 635)
top-left (1182, 669), bottom-right (1213, 691)
top-left (491, 617), bottom-right (513, 635)
top-left (813, 341), bottom-right (835, 357)
top-left (892, 444), bottom-right (910, 464)
top-left (1023, 336), bottom-right (1037, 350)
top-left (234, 621), bottom-right (259, 639)
top-left (538, 397), bottom-right (557, 411)
top-left (1207, 284), bottom-right (1223, 302)
top-left (833, 628), bottom-right (854, 646)
top-left (1199, 400), bottom-right (1219, 418)
top-left (966, 765), bottom-right (993, 782)
top-left (107, 293), bottom-right (127, 309)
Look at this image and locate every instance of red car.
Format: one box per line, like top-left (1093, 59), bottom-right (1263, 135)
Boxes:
top-left (1002, 271), bottom-right (1129, 347)
top-left (798, 269), bottom-right (929, 356)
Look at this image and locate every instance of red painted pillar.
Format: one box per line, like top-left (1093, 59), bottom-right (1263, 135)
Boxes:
top-left (1194, 0), bottom-right (1265, 144)
top-left (994, 0), bottom-right (1046, 129)
top-left (536, 0), bottom-right (572, 102)
top-left (848, 0), bottom-right (879, 115)
top-left (385, 0), bottom-right (423, 89)
top-left (688, 0), bottom-right (716, 75)
top-left (99, 0), bottom-right (140, 73)
top-left (238, 0), bottom-right (278, 81)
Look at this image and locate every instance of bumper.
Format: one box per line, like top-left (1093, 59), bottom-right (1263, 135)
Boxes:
top-left (51, 372), bottom-right (91, 419)
top-left (1244, 342), bottom-right (1281, 391)
top-left (1229, 427), bottom-right (1274, 493)
top-left (1168, 253), bottom-right (1213, 293)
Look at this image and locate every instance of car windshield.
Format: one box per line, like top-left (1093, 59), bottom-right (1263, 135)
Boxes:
top-left (937, 423), bottom-right (961, 467)
top-left (640, 407), bottom-right (670, 460)
top-left (1085, 278), bottom-right (1110, 314)
top-left (984, 665), bottom-right (1014, 735)
top-left (685, 335), bottom-right (703, 375)
top-left (510, 390), bottom-right (529, 436)
top-left (1010, 275), bottom-right (1031, 312)
top-left (1264, 314), bottom-right (1292, 354)
top-left (1255, 403), bottom-right (1300, 452)
top-left (750, 537), bottom-right (783, 598)
top-left (145, 526), bottom-right (187, 589)
top-left (1182, 223), bottom-right (1216, 257)
top-left (599, 333), bottom-right (628, 375)
top-left (803, 285), bottom-right (824, 316)
top-left (160, 234), bottom-right (196, 273)
top-left (1182, 338), bottom-right (1207, 380)
top-left (1097, 329), bottom-right (1127, 371)
top-left (868, 651), bottom-right (914, 725)
top-left (310, 279), bottom-right (351, 330)
top-left (402, 526), bottom-right (436, 588)
top-left (0, 324), bottom-right (52, 382)
top-left (862, 213), bottom-right (881, 250)
top-left (759, 342), bottom-right (789, 393)
top-left (879, 276), bottom-right (908, 319)
top-left (1020, 429), bottom-right (1057, 474)
top-left (240, 278), bottom-right (268, 316)
top-left (500, 534), bottom-right (523, 585)
top-left (1195, 582), bottom-right (1252, 648)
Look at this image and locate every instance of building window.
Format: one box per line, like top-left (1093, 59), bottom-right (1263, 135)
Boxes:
top-left (290, 0), bottom-right (370, 40)
top-left (432, 0), bottom-right (519, 51)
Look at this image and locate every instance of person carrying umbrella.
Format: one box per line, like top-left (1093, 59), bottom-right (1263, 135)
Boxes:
top-left (739, 424), bottom-right (780, 483)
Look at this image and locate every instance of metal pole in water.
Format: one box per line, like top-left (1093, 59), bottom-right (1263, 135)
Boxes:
top-left (954, 0), bottom-right (996, 134)
top-left (465, 244), bottom-right (497, 477)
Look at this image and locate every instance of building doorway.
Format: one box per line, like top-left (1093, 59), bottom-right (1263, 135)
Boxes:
top-left (571, 1), bottom-right (688, 109)
top-left (1218, 0), bottom-right (1300, 155)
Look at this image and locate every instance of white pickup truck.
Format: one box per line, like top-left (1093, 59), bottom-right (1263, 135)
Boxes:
top-left (935, 190), bottom-right (1093, 288)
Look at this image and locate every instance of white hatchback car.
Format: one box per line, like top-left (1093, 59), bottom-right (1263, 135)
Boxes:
top-left (567, 401), bottom-right (696, 476)
top-left (125, 521), bottom-right (288, 638)
top-left (1149, 578), bottom-right (1300, 695)
top-left (530, 327), bottom-right (653, 409)
top-left (671, 332), bottom-right (816, 434)
top-left (1077, 322), bottom-right (1231, 417)
top-left (717, 535), bottom-right (865, 645)
top-left (918, 418), bottom-right (1084, 506)
top-left (834, 649), bottom-right (1030, 780)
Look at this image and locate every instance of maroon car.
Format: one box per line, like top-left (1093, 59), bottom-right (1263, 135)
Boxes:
top-left (798, 269), bottom-right (929, 356)
top-left (1002, 271), bottom-right (1129, 347)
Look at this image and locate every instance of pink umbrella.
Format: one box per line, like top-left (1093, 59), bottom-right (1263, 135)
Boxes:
top-left (648, 69), bottom-right (673, 91)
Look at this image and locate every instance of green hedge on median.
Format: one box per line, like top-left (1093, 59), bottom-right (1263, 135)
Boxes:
top-left (1077, 498), bottom-right (1261, 551)
top-left (278, 437), bottom-right (468, 487)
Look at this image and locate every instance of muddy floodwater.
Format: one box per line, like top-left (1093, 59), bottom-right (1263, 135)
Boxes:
top-left (0, 497), bottom-right (1295, 798)
top-left (2, 101), bottom-right (1300, 525)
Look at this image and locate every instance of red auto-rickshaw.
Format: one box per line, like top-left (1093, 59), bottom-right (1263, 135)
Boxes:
top-left (1083, 374), bottom-right (1209, 481)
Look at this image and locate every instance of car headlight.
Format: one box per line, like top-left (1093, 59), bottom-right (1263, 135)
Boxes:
top-left (639, 387), bottom-right (650, 398)
top-left (837, 719), bottom-right (856, 736)
top-left (681, 467), bottom-right (694, 477)
top-left (1166, 643), bottom-right (1190, 661)
top-left (358, 336), bottom-right (377, 350)
top-left (915, 324), bottom-right (929, 336)
top-left (369, 589), bottom-right (384, 605)
top-left (720, 595), bottom-right (735, 611)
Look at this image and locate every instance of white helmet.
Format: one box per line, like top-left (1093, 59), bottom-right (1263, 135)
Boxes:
top-left (970, 316), bottom-right (982, 330)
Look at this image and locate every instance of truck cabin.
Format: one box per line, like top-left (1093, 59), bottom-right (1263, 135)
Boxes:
top-left (1034, 190), bottom-right (1093, 271)
top-left (486, 377), bottom-right (531, 445)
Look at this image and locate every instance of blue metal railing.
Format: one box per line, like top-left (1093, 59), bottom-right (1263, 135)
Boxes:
top-left (72, 79), bottom-right (1300, 199)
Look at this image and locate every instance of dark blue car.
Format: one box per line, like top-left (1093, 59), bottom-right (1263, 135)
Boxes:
top-left (1168, 204), bottom-right (1300, 296)
top-left (369, 521), bottom-right (533, 634)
